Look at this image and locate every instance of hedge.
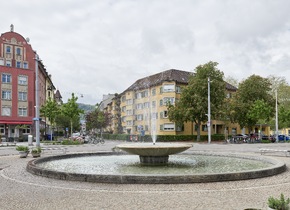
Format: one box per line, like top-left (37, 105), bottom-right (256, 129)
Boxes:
top-left (102, 134), bottom-right (227, 142)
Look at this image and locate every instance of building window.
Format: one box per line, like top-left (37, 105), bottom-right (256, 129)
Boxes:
top-left (6, 60), bottom-right (11, 67)
top-left (126, 120), bottom-right (133, 126)
top-left (126, 99), bottom-right (133, 105)
top-left (2, 90), bottom-right (12, 100)
top-left (18, 76), bottom-right (28, 85)
top-left (126, 109), bottom-right (133, 115)
top-left (136, 92), bottom-right (142, 99)
top-left (2, 74), bottom-right (11, 83)
top-left (141, 90), bottom-right (148, 98)
top-left (152, 88), bottom-right (156, 96)
top-left (136, 103), bottom-right (143, 110)
top-left (2, 106), bottom-right (11, 116)
top-left (18, 107), bottom-right (28, 117)
top-left (121, 106), bottom-right (126, 112)
top-left (202, 125), bottom-right (208, 131)
top-left (16, 48), bottom-right (21, 55)
top-left (16, 61), bottom-right (21, 68)
top-left (0, 58), bottom-right (4, 66)
top-left (18, 92), bottom-right (27, 101)
top-left (176, 124), bottom-right (184, 132)
top-left (0, 125), bottom-right (4, 135)
top-left (23, 62), bottom-right (28, 69)
top-left (176, 86), bottom-right (181, 93)
top-left (136, 114), bottom-right (143, 121)
top-left (22, 127), bottom-right (30, 134)
top-left (121, 96), bottom-right (126, 102)
top-left (143, 102), bottom-right (150, 108)
top-left (163, 97), bottom-right (175, 105)
top-left (227, 93), bottom-right (232, 98)
top-left (6, 46), bottom-right (11, 53)
top-left (163, 84), bottom-right (175, 92)
top-left (163, 123), bottom-right (175, 131)
top-left (152, 101), bottom-right (156, 108)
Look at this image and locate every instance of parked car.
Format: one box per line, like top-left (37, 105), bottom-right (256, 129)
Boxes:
top-left (278, 135), bottom-right (290, 141)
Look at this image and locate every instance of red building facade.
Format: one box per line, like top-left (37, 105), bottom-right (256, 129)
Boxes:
top-left (0, 25), bottom-right (44, 141)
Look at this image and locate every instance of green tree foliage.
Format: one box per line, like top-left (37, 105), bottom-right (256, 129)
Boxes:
top-left (61, 93), bottom-right (84, 137)
top-left (40, 97), bottom-right (60, 140)
top-left (40, 97), bottom-right (60, 127)
top-left (168, 61), bottom-right (226, 141)
top-left (85, 107), bottom-right (111, 134)
top-left (232, 75), bottom-right (275, 129)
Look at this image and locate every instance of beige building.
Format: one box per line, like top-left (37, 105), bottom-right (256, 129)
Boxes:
top-left (103, 69), bottom-right (270, 137)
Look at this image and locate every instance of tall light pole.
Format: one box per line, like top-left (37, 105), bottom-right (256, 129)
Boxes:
top-left (275, 89), bottom-right (278, 143)
top-left (208, 77), bottom-right (211, 144)
top-left (35, 53), bottom-right (40, 147)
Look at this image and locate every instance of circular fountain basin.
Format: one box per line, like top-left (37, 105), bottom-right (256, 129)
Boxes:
top-left (116, 143), bottom-right (192, 165)
top-left (26, 152), bottom-right (286, 184)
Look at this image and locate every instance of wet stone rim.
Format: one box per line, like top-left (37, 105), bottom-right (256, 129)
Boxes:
top-left (26, 152), bottom-right (286, 184)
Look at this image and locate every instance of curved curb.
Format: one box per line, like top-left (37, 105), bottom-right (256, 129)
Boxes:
top-left (26, 152), bottom-right (286, 184)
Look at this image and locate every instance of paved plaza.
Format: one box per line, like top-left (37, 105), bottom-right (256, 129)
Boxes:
top-left (1, 141), bottom-right (290, 210)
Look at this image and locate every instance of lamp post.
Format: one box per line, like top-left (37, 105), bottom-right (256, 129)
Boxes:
top-left (35, 53), bottom-right (40, 147)
top-left (208, 77), bottom-right (211, 144)
top-left (275, 89), bottom-right (278, 143)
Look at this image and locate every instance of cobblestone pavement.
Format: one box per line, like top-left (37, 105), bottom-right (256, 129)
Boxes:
top-left (1, 141), bottom-right (290, 210)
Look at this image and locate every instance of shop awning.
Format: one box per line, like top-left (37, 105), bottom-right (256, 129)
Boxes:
top-left (0, 121), bottom-right (32, 125)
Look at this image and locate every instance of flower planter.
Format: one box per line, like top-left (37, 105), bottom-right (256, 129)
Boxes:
top-left (31, 153), bottom-right (40, 158)
top-left (19, 151), bottom-right (28, 158)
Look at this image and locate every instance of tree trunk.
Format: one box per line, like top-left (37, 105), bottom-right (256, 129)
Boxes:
top-left (196, 120), bottom-right (201, 141)
top-left (70, 121), bottom-right (73, 138)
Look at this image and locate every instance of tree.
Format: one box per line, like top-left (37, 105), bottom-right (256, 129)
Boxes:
top-left (232, 75), bottom-right (275, 131)
top-left (61, 93), bottom-right (84, 137)
top-left (247, 99), bottom-right (274, 137)
top-left (40, 97), bottom-right (60, 140)
top-left (85, 104), bottom-right (111, 136)
top-left (168, 61), bottom-right (226, 141)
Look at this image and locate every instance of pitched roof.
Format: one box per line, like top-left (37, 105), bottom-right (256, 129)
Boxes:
top-left (124, 69), bottom-right (192, 92)
top-left (123, 69), bottom-right (237, 93)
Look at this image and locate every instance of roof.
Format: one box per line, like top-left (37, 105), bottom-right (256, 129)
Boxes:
top-left (124, 69), bottom-right (192, 92)
top-left (123, 69), bottom-right (237, 93)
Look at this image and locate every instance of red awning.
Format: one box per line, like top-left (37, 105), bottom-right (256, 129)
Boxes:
top-left (0, 121), bottom-right (32, 125)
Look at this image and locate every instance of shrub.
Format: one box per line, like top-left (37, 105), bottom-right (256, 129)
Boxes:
top-left (268, 193), bottom-right (290, 210)
top-left (61, 139), bottom-right (81, 145)
top-left (16, 145), bottom-right (29, 152)
top-left (31, 147), bottom-right (42, 154)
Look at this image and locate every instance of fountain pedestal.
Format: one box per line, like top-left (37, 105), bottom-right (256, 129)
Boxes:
top-left (140, 155), bottom-right (169, 166)
top-left (116, 143), bottom-right (192, 166)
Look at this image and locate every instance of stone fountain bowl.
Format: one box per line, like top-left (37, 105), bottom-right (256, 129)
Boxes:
top-left (116, 143), bottom-right (193, 156)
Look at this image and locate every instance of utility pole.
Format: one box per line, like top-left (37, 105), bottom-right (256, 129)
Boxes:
top-left (35, 52), bottom-right (40, 147)
top-left (208, 77), bottom-right (211, 144)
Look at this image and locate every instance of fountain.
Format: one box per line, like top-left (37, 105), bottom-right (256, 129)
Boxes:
top-left (25, 85), bottom-right (286, 184)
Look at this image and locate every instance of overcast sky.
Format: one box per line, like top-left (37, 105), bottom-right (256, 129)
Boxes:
top-left (1, 0), bottom-right (290, 104)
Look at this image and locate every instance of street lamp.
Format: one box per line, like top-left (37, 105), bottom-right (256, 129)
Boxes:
top-left (208, 77), bottom-right (211, 144)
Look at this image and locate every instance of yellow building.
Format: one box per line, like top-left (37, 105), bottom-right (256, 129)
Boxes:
top-left (104, 69), bottom-right (270, 137)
